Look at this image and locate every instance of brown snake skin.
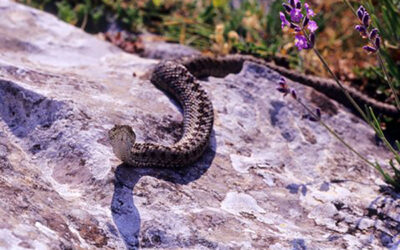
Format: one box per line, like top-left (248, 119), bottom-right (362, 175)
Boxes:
top-left (108, 54), bottom-right (399, 168)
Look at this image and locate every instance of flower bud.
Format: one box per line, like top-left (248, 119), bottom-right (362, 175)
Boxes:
top-left (277, 77), bottom-right (289, 96)
top-left (316, 108), bottom-right (321, 119)
top-left (277, 87), bottom-right (288, 95)
top-left (290, 89), bottom-right (298, 100)
top-left (374, 36), bottom-right (381, 50)
top-left (362, 13), bottom-right (370, 28)
top-left (363, 45), bottom-right (377, 53)
top-left (290, 0), bottom-right (296, 8)
top-left (283, 3), bottom-right (292, 13)
top-left (369, 28), bottom-right (378, 41)
top-left (278, 77), bottom-right (287, 86)
top-left (357, 6), bottom-right (365, 21)
top-left (355, 25), bottom-right (367, 38)
top-left (302, 16), bottom-right (310, 27)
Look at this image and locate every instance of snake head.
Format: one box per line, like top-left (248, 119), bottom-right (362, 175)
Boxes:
top-left (108, 125), bottom-right (136, 163)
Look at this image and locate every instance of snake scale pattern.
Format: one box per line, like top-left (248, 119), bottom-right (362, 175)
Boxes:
top-left (109, 54), bottom-right (399, 168)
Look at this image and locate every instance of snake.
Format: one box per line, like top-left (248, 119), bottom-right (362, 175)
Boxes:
top-left (108, 54), bottom-right (399, 168)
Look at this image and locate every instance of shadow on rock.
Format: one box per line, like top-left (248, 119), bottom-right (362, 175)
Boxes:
top-left (111, 133), bottom-right (217, 249)
top-left (0, 79), bottom-right (64, 138)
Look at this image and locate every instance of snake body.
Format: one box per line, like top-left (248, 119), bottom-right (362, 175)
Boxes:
top-left (108, 55), bottom-right (399, 168)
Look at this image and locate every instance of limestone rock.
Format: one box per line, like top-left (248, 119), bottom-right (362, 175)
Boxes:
top-left (0, 1), bottom-right (399, 249)
top-left (140, 40), bottom-right (201, 59)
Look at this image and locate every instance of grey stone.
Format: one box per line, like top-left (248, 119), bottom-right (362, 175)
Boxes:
top-left (0, 1), bottom-right (399, 249)
top-left (141, 41), bottom-right (201, 60)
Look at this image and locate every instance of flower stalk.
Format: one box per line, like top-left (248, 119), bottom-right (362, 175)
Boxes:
top-left (304, 30), bottom-right (370, 122)
top-left (376, 52), bottom-right (400, 110)
top-left (298, 99), bottom-right (376, 170)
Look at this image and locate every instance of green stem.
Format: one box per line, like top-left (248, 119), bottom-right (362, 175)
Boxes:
top-left (369, 108), bottom-right (400, 162)
top-left (302, 30), bottom-right (370, 123)
top-left (377, 52), bottom-right (400, 110)
top-left (343, 0), bottom-right (357, 16)
top-left (296, 99), bottom-right (377, 170)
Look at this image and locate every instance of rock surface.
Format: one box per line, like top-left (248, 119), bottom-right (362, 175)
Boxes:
top-left (0, 1), bottom-right (399, 249)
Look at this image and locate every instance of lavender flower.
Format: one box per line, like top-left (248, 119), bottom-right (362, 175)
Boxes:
top-left (290, 8), bottom-right (303, 23)
top-left (289, 0), bottom-right (297, 8)
top-left (316, 108), bottom-right (321, 119)
top-left (355, 25), bottom-right (367, 38)
top-left (278, 77), bottom-right (287, 85)
top-left (363, 45), bottom-right (377, 53)
top-left (283, 3), bottom-right (292, 13)
top-left (295, 1), bottom-right (301, 9)
top-left (279, 1), bottom-right (318, 51)
top-left (362, 13), bottom-right (370, 28)
top-left (277, 77), bottom-right (296, 99)
top-left (304, 3), bottom-right (315, 17)
top-left (357, 6), bottom-right (365, 21)
top-left (290, 89), bottom-right (298, 100)
top-left (302, 16), bottom-right (309, 27)
top-left (354, 5), bottom-right (381, 54)
top-left (307, 20), bottom-right (318, 33)
top-left (276, 76), bottom-right (323, 122)
top-left (295, 34), bottom-right (309, 50)
top-left (369, 28), bottom-right (378, 40)
top-left (374, 36), bottom-right (381, 50)
top-left (280, 12), bottom-right (290, 28)
top-left (277, 77), bottom-right (290, 96)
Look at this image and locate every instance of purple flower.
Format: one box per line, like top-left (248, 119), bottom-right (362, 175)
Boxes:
top-left (374, 36), bottom-right (381, 50)
top-left (290, 89), bottom-right (298, 100)
top-left (295, 34), bottom-right (309, 50)
top-left (316, 108), bottom-right (321, 119)
top-left (362, 13), bottom-right (370, 28)
top-left (280, 12), bottom-right (290, 29)
top-left (283, 3), bottom-right (292, 13)
top-left (278, 77), bottom-right (287, 86)
top-left (363, 45), bottom-right (377, 53)
top-left (280, 1), bottom-right (318, 51)
top-left (295, 1), bottom-right (301, 9)
top-left (277, 77), bottom-right (290, 96)
top-left (304, 3), bottom-right (315, 17)
top-left (369, 28), bottom-right (378, 40)
top-left (303, 16), bottom-right (310, 27)
top-left (290, 8), bottom-right (303, 23)
top-left (355, 25), bottom-right (367, 38)
top-left (354, 5), bottom-right (382, 53)
top-left (357, 6), bottom-right (365, 21)
top-left (289, 0), bottom-right (298, 8)
top-left (307, 20), bottom-right (318, 33)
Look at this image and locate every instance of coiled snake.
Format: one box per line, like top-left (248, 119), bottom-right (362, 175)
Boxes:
top-left (108, 55), bottom-right (399, 168)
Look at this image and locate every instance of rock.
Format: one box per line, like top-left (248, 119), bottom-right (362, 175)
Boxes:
top-left (0, 1), bottom-right (399, 249)
top-left (140, 40), bottom-right (201, 59)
